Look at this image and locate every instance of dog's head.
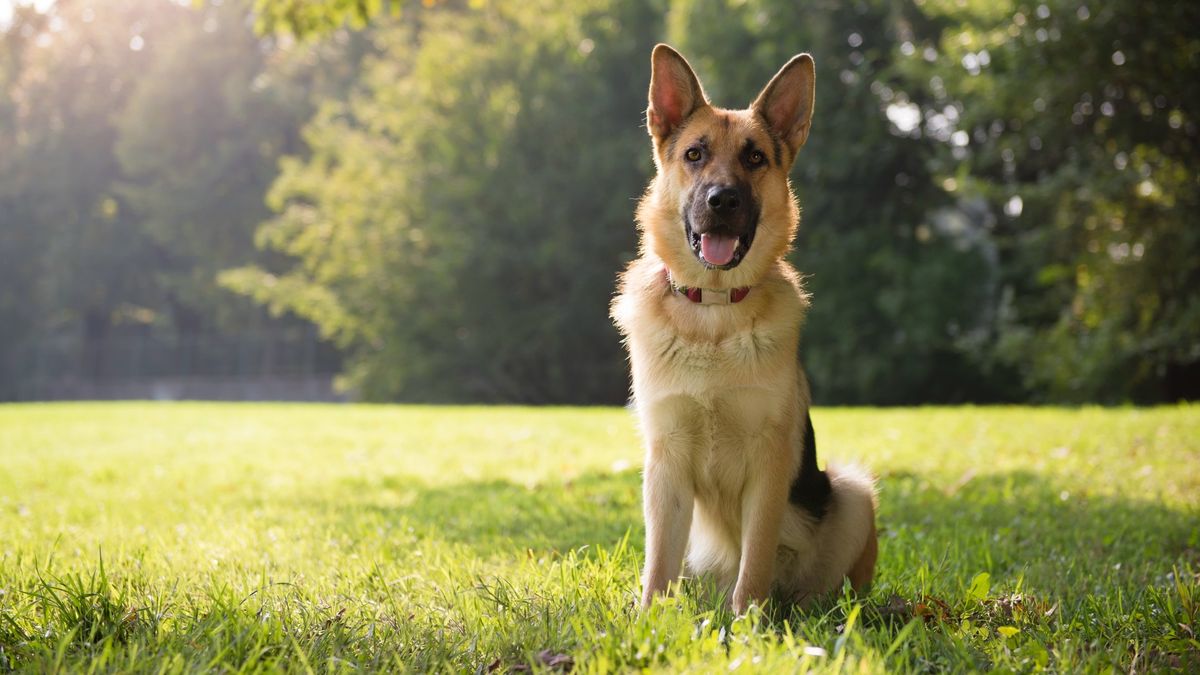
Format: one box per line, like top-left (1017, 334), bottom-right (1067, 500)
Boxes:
top-left (638, 44), bottom-right (815, 289)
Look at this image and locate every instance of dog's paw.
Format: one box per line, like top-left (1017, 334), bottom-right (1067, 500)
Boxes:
top-left (730, 585), bottom-right (764, 615)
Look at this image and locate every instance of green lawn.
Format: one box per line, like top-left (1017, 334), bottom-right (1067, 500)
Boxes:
top-left (1, 403), bottom-right (1197, 672)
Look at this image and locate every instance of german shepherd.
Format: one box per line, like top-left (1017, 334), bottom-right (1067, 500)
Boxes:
top-left (611, 45), bottom-right (877, 613)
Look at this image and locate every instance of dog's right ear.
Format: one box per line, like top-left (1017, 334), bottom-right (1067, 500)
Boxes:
top-left (647, 44), bottom-right (707, 143)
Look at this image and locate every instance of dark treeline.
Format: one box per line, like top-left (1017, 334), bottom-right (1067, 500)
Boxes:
top-left (1, 0), bottom-right (1196, 405)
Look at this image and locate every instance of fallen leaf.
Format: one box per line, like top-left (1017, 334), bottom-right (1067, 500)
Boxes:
top-left (913, 596), bottom-right (951, 624)
top-left (538, 649), bottom-right (574, 671)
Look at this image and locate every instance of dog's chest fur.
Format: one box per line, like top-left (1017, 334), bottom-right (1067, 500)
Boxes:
top-left (614, 260), bottom-right (808, 519)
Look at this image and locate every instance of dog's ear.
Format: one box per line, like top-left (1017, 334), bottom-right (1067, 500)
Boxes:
top-left (647, 44), bottom-right (707, 143)
top-left (752, 54), bottom-right (816, 159)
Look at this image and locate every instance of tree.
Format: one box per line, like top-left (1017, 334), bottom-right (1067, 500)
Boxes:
top-left (225, 0), bottom-right (664, 402)
top-left (0, 0), bottom-right (359, 396)
top-left (0, 4), bottom-right (50, 396)
top-left (0, 0), bottom-right (186, 381)
top-left (114, 0), bottom-right (317, 334)
top-left (249, 0), bottom-right (402, 38)
top-left (910, 0), bottom-right (1200, 401)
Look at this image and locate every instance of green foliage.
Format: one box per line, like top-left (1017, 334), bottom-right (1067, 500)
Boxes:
top-left (1, 403), bottom-right (1197, 670)
top-left (0, 0), bottom-right (186, 387)
top-left (114, 1), bottom-right (308, 332)
top-left (0, 0), bottom-right (363, 396)
top-left (228, 0), bottom-right (662, 401)
top-left (906, 0), bottom-right (1200, 401)
top-left (250, 0), bottom-right (403, 38)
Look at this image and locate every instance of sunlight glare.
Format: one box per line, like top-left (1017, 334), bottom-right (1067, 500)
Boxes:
top-left (886, 101), bottom-right (922, 133)
top-left (0, 0), bottom-right (58, 29)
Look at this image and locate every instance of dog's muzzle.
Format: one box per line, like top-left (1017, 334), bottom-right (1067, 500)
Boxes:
top-left (684, 183), bottom-right (758, 270)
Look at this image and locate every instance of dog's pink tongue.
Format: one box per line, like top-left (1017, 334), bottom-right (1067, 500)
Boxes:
top-left (700, 233), bottom-right (738, 266)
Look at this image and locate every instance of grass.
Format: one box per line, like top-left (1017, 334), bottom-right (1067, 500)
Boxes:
top-left (0, 403), bottom-right (1197, 672)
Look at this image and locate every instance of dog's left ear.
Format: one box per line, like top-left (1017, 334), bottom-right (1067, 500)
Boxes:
top-left (752, 54), bottom-right (816, 160)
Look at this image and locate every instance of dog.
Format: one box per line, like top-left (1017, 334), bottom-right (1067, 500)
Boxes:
top-left (611, 44), bottom-right (877, 613)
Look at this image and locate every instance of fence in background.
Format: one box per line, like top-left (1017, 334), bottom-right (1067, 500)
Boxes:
top-left (5, 328), bottom-right (347, 402)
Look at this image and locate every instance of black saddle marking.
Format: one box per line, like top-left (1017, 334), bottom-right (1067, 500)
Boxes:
top-left (788, 411), bottom-right (831, 520)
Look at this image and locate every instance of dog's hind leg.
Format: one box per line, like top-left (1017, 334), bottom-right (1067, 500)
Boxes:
top-left (847, 511), bottom-right (877, 591)
top-left (819, 463), bottom-right (878, 593)
top-left (774, 463), bottom-right (877, 601)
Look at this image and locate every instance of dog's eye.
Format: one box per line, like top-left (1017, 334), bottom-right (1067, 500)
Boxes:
top-left (685, 148), bottom-right (702, 162)
top-left (748, 150), bottom-right (766, 166)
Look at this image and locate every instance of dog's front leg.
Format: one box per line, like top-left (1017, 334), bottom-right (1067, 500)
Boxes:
top-left (731, 442), bottom-right (792, 614)
top-left (641, 447), bottom-right (693, 607)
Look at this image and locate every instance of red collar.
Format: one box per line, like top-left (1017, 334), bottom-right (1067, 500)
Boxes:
top-left (664, 267), bottom-right (751, 305)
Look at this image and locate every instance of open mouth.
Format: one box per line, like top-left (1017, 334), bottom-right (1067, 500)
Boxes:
top-left (684, 215), bottom-right (756, 270)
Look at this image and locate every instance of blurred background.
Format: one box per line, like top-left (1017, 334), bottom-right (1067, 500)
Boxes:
top-left (0, 0), bottom-right (1196, 405)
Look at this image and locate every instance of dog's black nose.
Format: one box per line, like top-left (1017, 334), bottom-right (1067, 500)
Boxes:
top-left (706, 186), bottom-right (741, 213)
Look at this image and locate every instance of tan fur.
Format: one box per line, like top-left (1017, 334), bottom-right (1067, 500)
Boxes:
top-left (612, 45), bottom-right (877, 613)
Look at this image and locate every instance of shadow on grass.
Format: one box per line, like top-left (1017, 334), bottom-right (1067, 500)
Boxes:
top-left (322, 470), bottom-right (645, 557)
top-left (877, 469), bottom-right (1198, 594)
top-left (305, 467), bottom-right (1196, 593)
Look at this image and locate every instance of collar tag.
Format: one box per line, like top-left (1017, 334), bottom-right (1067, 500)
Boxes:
top-left (664, 267), bottom-right (750, 305)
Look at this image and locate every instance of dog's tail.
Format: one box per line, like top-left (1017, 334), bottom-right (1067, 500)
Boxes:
top-left (825, 462), bottom-right (878, 591)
